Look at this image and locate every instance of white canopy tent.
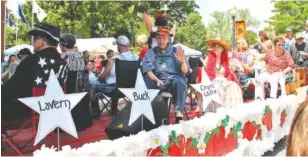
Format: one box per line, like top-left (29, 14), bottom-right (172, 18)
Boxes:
top-left (75, 37), bottom-right (117, 54)
top-left (4, 44), bottom-right (34, 56)
top-left (173, 43), bottom-right (202, 57)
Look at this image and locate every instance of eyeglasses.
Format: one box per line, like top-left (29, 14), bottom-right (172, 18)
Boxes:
top-left (277, 43), bottom-right (285, 47)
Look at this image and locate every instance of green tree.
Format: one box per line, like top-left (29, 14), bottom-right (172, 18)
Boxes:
top-left (267, 1), bottom-right (308, 36)
top-left (174, 12), bottom-right (207, 52)
top-left (206, 8), bottom-right (260, 45)
top-left (246, 30), bottom-right (258, 45)
top-left (5, 1), bottom-right (198, 48)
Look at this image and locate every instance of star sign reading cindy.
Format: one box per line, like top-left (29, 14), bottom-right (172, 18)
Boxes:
top-left (18, 70), bottom-right (87, 145)
top-left (190, 69), bottom-right (222, 110)
top-left (119, 69), bottom-right (159, 126)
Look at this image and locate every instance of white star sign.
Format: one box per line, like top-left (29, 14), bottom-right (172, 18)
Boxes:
top-left (18, 70), bottom-right (87, 145)
top-left (119, 69), bottom-right (159, 126)
top-left (190, 68), bottom-right (222, 110)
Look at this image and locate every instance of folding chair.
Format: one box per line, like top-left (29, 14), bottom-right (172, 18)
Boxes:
top-left (160, 91), bottom-right (190, 123)
top-left (95, 92), bottom-right (112, 114)
top-left (110, 59), bottom-right (140, 114)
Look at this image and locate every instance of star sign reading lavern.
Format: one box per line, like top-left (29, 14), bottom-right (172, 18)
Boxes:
top-left (119, 69), bottom-right (159, 126)
top-left (18, 70), bottom-right (87, 145)
top-left (190, 69), bottom-right (222, 110)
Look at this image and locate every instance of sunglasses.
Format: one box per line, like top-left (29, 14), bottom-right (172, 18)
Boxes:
top-left (277, 43), bottom-right (285, 47)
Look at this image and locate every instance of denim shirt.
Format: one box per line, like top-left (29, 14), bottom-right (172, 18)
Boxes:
top-left (142, 45), bottom-right (190, 81)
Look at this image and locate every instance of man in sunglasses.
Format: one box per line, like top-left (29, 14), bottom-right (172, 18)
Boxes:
top-left (290, 33), bottom-right (308, 67)
top-left (2, 23), bottom-right (68, 120)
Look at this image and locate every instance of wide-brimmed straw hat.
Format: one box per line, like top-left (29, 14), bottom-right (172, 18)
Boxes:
top-left (206, 39), bottom-right (231, 51)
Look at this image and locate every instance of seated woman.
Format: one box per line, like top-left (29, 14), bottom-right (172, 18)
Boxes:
top-left (195, 39), bottom-right (243, 111)
top-left (262, 37), bottom-right (295, 98)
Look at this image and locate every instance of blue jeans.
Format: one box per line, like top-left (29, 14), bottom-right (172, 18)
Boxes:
top-left (145, 75), bottom-right (187, 111)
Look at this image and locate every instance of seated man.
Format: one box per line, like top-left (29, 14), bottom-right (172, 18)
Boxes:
top-left (142, 26), bottom-right (189, 124)
top-left (2, 23), bottom-right (68, 120)
top-left (97, 35), bottom-right (139, 115)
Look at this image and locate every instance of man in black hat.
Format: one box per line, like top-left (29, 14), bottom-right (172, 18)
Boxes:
top-left (2, 23), bottom-right (68, 120)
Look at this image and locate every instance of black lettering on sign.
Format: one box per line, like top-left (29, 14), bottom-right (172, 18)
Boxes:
top-left (38, 99), bottom-right (71, 111)
top-left (133, 91), bottom-right (150, 101)
top-left (200, 84), bottom-right (217, 97)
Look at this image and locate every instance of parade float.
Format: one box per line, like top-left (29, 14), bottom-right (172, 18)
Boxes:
top-left (30, 68), bottom-right (307, 157)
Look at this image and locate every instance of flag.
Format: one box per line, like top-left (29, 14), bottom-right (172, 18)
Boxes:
top-left (235, 20), bottom-right (246, 40)
top-left (33, 2), bottom-right (47, 22)
top-left (18, 4), bottom-right (27, 23)
top-left (6, 8), bottom-right (15, 27)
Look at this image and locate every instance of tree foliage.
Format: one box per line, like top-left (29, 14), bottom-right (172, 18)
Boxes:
top-left (206, 8), bottom-right (260, 45)
top-left (267, 1), bottom-right (308, 35)
top-left (175, 12), bottom-right (207, 52)
top-left (246, 30), bottom-right (258, 46)
top-left (5, 1), bottom-right (198, 48)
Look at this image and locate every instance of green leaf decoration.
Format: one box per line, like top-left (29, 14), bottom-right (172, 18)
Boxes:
top-left (260, 136), bottom-right (263, 141)
top-left (203, 132), bottom-right (211, 144)
top-left (252, 121), bottom-right (257, 126)
top-left (213, 127), bottom-right (220, 135)
top-left (187, 137), bottom-right (198, 151)
top-left (264, 106), bottom-right (270, 115)
top-left (169, 130), bottom-right (179, 147)
top-left (192, 137), bottom-right (198, 148)
top-left (283, 109), bottom-right (288, 116)
top-left (232, 122), bottom-right (243, 138)
top-left (159, 143), bottom-right (170, 156)
top-left (221, 115), bottom-right (230, 127)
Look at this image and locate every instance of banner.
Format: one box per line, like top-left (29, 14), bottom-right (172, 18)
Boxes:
top-left (235, 20), bottom-right (246, 40)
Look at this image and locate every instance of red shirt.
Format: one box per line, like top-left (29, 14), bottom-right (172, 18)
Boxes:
top-left (139, 47), bottom-right (148, 60)
top-left (264, 50), bottom-right (294, 74)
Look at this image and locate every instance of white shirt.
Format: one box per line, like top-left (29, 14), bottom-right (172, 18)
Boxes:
top-left (302, 31), bottom-right (308, 43)
top-left (101, 51), bottom-right (139, 84)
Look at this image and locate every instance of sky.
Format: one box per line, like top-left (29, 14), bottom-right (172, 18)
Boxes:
top-left (195, 0), bottom-right (275, 31)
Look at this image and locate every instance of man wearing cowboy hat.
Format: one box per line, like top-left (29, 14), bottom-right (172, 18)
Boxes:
top-left (2, 23), bottom-right (68, 120)
top-left (142, 26), bottom-right (189, 124)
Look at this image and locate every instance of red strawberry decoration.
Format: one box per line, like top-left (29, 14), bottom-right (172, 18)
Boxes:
top-left (168, 131), bottom-right (185, 156)
top-left (147, 147), bottom-right (164, 156)
top-left (185, 137), bottom-right (198, 156)
top-left (242, 121), bottom-right (258, 141)
top-left (262, 106), bottom-right (273, 131)
top-left (203, 132), bottom-right (214, 156)
top-left (280, 109), bottom-right (287, 127)
top-left (212, 126), bottom-right (226, 156)
top-left (225, 128), bottom-right (238, 154)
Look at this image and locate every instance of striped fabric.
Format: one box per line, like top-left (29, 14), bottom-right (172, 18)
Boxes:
top-left (264, 50), bottom-right (295, 74)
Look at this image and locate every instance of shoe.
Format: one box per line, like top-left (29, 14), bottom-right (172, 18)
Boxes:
top-left (175, 117), bottom-right (183, 124)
